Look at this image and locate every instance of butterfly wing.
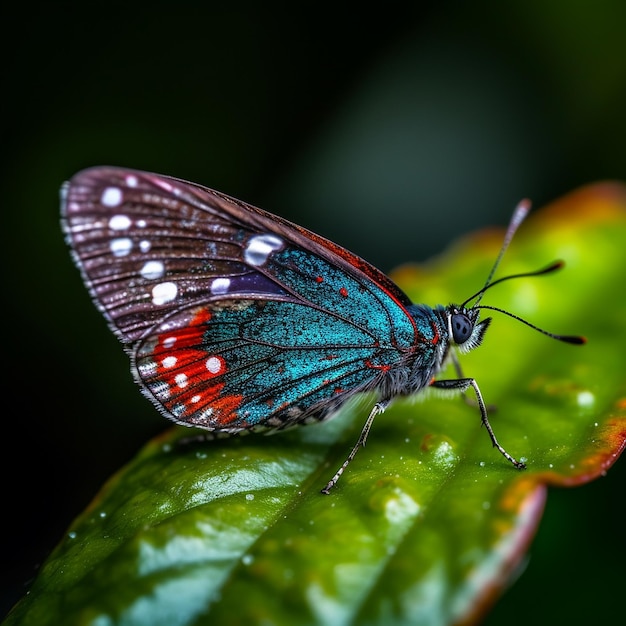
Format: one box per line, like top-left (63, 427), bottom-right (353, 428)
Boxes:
top-left (61, 167), bottom-right (422, 431)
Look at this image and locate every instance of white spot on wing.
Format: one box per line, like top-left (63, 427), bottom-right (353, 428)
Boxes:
top-left (175, 373), bottom-right (188, 388)
top-left (152, 281), bottom-right (177, 305)
top-left (163, 336), bottom-right (176, 348)
top-left (162, 356), bottom-right (177, 368)
top-left (110, 238), bottom-right (132, 257)
top-left (126, 175), bottom-right (138, 187)
top-left (205, 356), bottom-right (223, 374)
top-left (102, 187), bottom-right (123, 207)
top-left (139, 240), bottom-right (151, 252)
top-left (211, 277), bottom-right (231, 295)
top-left (141, 260), bottom-right (165, 280)
top-left (244, 234), bottom-right (283, 266)
top-left (109, 214), bottom-right (131, 230)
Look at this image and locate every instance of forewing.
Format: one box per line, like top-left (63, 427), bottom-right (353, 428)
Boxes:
top-left (62, 167), bottom-right (288, 344)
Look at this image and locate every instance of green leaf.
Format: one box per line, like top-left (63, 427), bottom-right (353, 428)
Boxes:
top-left (6, 183), bottom-right (625, 626)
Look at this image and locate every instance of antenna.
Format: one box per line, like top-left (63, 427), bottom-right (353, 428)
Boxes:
top-left (460, 200), bottom-right (586, 345)
top-left (475, 305), bottom-right (586, 344)
top-left (461, 261), bottom-right (564, 308)
top-left (470, 199), bottom-right (531, 308)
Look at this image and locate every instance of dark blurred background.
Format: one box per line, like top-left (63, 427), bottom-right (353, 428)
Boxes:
top-left (2, 1), bottom-right (624, 622)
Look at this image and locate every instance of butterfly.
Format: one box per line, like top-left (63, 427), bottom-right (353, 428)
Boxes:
top-left (61, 167), bottom-right (584, 493)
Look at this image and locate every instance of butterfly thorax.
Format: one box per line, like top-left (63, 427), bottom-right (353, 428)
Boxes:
top-left (371, 304), bottom-right (449, 400)
top-left (382, 303), bottom-right (490, 402)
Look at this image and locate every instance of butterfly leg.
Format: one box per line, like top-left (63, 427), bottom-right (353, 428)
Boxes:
top-left (431, 378), bottom-right (526, 470)
top-left (321, 400), bottom-right (390, 494)
top-left (449, 352), bottom-right (497, 412)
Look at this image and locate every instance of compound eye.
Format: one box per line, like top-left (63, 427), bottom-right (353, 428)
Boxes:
top-left (451, 313), bottom-right (473, 344)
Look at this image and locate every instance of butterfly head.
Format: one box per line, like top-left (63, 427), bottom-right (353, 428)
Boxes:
top-left (445, 306), bottom-right (491, 353)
